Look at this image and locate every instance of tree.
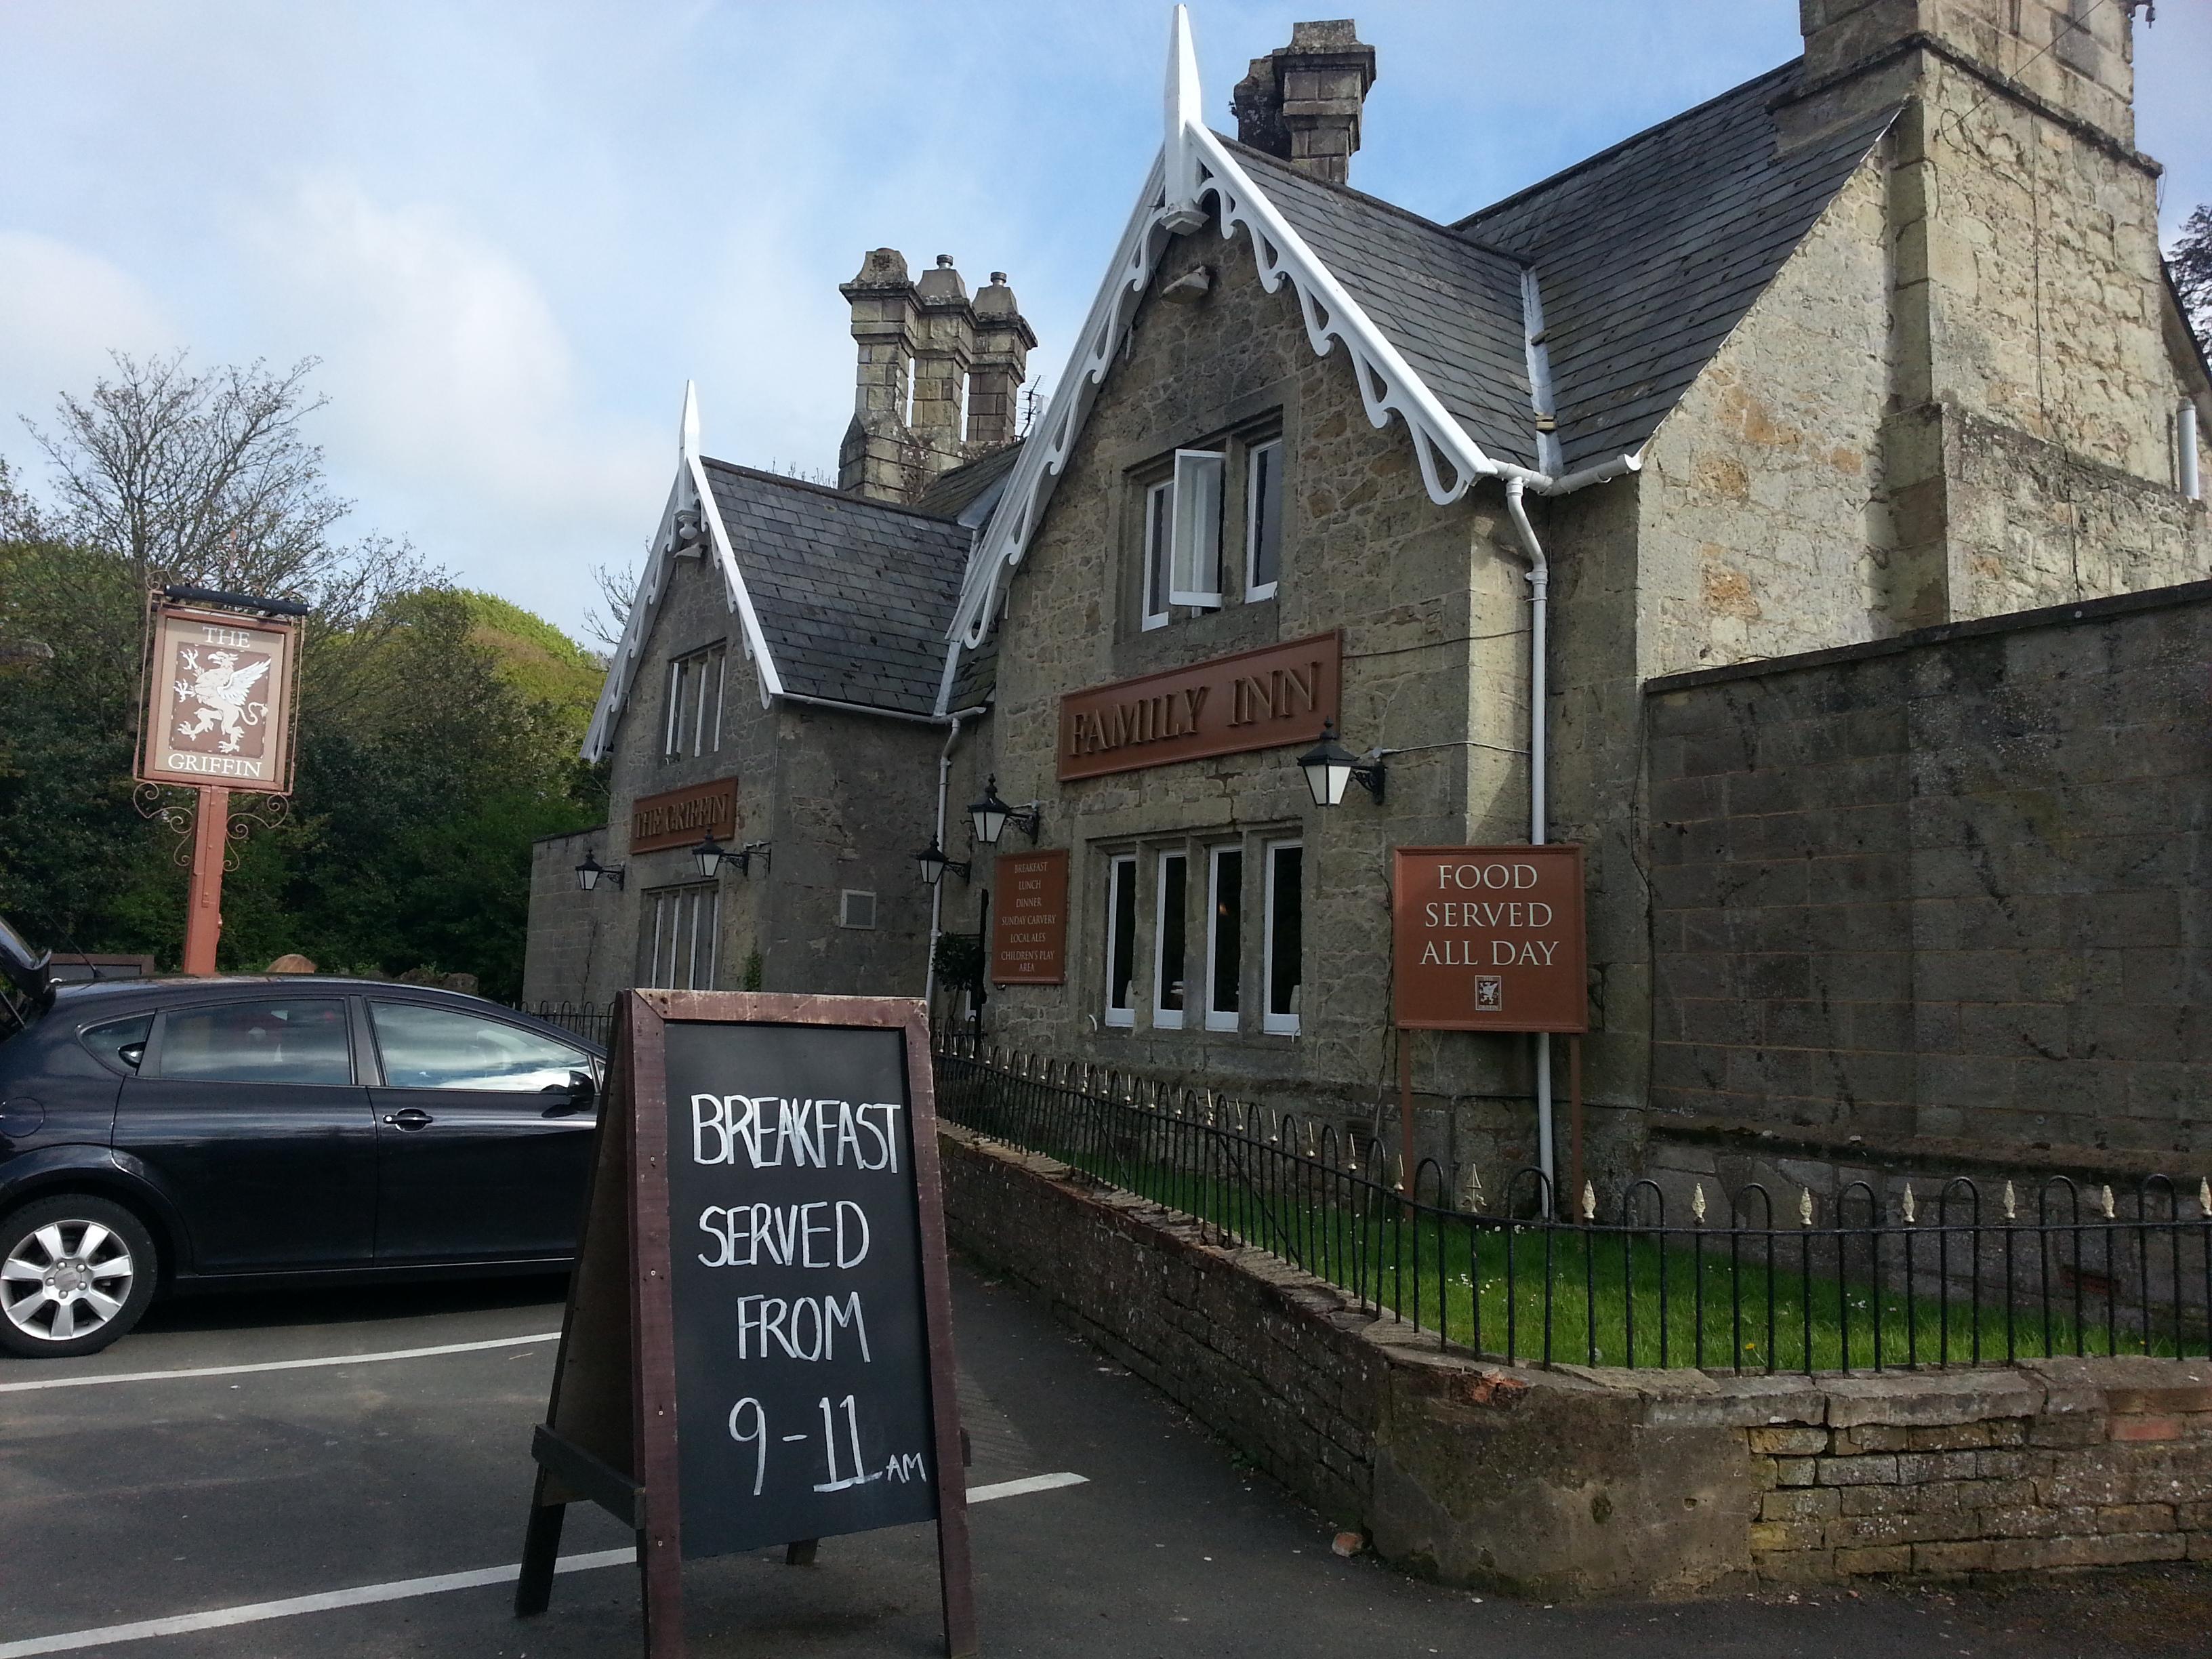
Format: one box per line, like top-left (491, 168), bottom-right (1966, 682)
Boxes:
top-left (24, 350), bottom-right (424, 627)
top-left (0, 358), bottom-right (602, 999)
top-left (2173, 204), bottom-right (2212, 359)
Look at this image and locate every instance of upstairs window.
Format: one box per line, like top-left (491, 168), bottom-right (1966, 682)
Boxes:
top-left (1245, 438), bottom-right (1283, 600)
top-left (645, 884), bottom-right (719, 990)
top-left (664, 644), bottom-right (726, 760)
top-left (1141, 449), bottom-right (1225, 628)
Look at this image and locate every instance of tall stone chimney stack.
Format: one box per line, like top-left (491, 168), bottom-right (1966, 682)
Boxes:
top-left (838, 248), bottom-right (922, 502)
top-left (966, 272), bottom-right (1037, 453)
top-left (1230, 20), bottom-right (1377, 186)
top-left (1779, 0), bottom-right (2190, 633)
top-left (909, 255), bottom-right (976, 480)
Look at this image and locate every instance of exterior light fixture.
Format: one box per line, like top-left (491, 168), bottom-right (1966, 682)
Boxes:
top-left (693, 835), bottom-right (771, 878)
top-left (1298, 720), bottom-right (1386, 807)
top-left (575, 850), bottom-right (626, 892)
top-left (968, 775), bottom-right (1041, 847)
top-left (914, 838), bottom-right (972, 886)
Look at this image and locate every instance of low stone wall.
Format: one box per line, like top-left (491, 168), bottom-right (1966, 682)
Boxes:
top-left (940, 1122), bottom-right (2212, 1595)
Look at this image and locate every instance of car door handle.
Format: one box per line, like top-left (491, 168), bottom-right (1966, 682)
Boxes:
top-left (382, 1107), bottom-right (435, 1130)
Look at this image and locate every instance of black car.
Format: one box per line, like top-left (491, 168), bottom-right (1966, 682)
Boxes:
top-left (0, 918), bottom-right (602, 1357)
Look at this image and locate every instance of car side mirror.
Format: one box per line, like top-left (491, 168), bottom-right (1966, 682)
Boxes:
top-left (569, 1069), bottom-right (596, 1108)
top-left (118, 1042), bottom-right (145, 1071)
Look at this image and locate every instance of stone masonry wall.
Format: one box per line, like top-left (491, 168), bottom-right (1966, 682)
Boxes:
top-left (941, 1119), bottom-right (2212, 1594)
top-left (1645, 578), bottom-right (2212, 1167)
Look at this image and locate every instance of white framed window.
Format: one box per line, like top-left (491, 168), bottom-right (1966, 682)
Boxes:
top-left (1205, 844), bottom-right (1243, 1032)
top-left (1103, 854), bottom-right (1137, 1027)
top-left (1262, 840), bottom-right (1302, 1036)
top-left (1141, 480), bottom-right (1172, 631)
top-left (1140, 449), bottom-right (1225, 628)
top-left (644, 885), bottom-right (720, 990)
top-left (838, 890), bottom-right (877, 930)
top-left (1167, 448), bottom-right (1224, 608)
top-left (1153, 850), bottom-right (1188, 1029)
top-left (1244, 437), bottom-right (1283, 600)
top-left (663, 644), bottom-right (726, 760)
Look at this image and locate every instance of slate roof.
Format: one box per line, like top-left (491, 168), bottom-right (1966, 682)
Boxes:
top-left (916, 440), bottom-right (1025, 523)
top-left (701, 459), bottom-right (972, 717)
top-left (1229, 142), bottom-right (1541, 469)
top-left (1454, 60), bottom-right (1899, 472)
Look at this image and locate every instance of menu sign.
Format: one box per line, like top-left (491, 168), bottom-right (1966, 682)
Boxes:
top-left (1057, 632), bottom-right (1340, 781)
top-left (516, 992), bottom-right (975, 1659)
top-left (1391, 846), bottom-right (1588, 1033)
top-left (991, 850), bottom-right (1068, 985)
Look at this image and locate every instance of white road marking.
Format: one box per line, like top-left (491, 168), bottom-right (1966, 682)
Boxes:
top-left (0, 1471), bottom-right (1086, 1656)
top-left (969, 1469), bottom-right (1087, 1502)
top-left (0, 1331), bottom-right (560, 1393)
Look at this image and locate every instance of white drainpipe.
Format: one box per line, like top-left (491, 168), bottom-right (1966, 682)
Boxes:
top-left (1504, 478), bottom-right (1554, 1212)
top-left (2182, 401), bottom-right (2201, 501)
top-left (923, 708), bottom-right (988, 1007)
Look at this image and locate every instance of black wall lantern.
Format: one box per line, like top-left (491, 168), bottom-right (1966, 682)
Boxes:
top-left (914, 837), bottom-right (972, 886)
top-left (575, 850), bottom-right (626, 892)
top-left (692, 835), bottom-right (771, 878)
top-left (967, 775), bottom-right (1041, 847)
top-left (1298, 720), bottom-right (1386, 806)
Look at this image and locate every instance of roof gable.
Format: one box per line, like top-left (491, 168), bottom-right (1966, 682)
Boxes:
top-left (702, 459), bottom-right (972, 717)
top-left (1458, 60), bottom-right (1899, 472)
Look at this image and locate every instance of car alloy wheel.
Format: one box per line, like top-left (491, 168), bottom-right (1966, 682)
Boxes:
top-left (2, 1214), bottom-right (138, 1346)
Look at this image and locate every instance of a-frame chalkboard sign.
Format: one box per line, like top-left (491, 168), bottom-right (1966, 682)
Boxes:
top-left (514, 990), bottom-right (976, 1658)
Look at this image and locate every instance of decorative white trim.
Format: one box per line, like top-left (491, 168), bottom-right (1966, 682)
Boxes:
top-left (938, 8), bottom-right (1644, 692)
top-left (580, 383), bottom-right (787, 762)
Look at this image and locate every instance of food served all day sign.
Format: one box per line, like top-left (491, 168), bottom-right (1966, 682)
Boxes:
top-left (516, 992), bottom-right (973, 1658)
top-left (138, 602), bottom-right (300, 792)
top-left (1391, 846), bottom-right (1588, 1033)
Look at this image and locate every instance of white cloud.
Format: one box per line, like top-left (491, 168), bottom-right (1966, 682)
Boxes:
top-left (0, 231), bottom-right (178, 444)
top-left (237, 177), bottom-right (668, 622)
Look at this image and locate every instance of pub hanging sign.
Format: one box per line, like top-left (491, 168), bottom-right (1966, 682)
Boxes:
top-left (137, 600), bottom-right (302, 794)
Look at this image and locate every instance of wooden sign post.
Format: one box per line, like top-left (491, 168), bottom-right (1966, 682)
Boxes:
top-left (1390, 846), bottom-right (1590, 1204)
top-left (515, 990), bottom-right (975, 1658)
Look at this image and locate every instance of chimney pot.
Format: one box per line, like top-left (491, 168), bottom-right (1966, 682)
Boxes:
top-left (1230, 19), bottom-right (1376, 186)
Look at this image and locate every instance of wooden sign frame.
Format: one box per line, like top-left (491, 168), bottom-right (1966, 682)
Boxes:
top-left (514, 990), bottom-right (976, 1658)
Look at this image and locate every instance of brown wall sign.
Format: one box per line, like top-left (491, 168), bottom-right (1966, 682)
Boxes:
top-left (1392, 846), bottom-right (1588, 1032)
top-left (630, 777), bottom-right (739, 853)
top-left (138, 603), bottom-right (300, 794)
top-left (991, 849), bottom-right (1068, 985)
top-left (1057, 631), bottom-right (1340, 781)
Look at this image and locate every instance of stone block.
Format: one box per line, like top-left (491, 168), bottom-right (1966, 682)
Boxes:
top-left (1762, 1487), bottom-right (1842, 1522)
top-left (1833, 1544), bottom-right (1912, 1576)
top-left (1905, 1421), bottom-right (1997, 1451)
top-left (1750, 1426), bottom-right (1830, 1456)
top-left (1818, 1454), bottom-right (1900, 1486)
top-left (1824, 1370), bottom-right (2043, 1427)
top-left (1753, 1547), bottom-right (1837, 1584)
top-left (1776, 1458), bottom-right (1820, 1488)
top-left (2112, 1414), bottom-right (2186, 1443)
top-left (2096, 1501), bottom-right (2178, 1534)
top-left (1832, 1425), bottom-right (1908, 1454)
top-left (1912, 1538), bottom-right (1996, 1574)
top-left (1749, 1519), bottom-right (1827, 1553)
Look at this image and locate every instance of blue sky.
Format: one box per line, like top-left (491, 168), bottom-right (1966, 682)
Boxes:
top-left (2, 1), bottom-right (2206, 640)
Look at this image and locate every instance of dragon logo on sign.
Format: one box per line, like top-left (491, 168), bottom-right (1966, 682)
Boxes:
top-left (171, 645), bottom-right (272, 757)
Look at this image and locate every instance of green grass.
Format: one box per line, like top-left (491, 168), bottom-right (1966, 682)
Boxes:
top-left (945, 1084), bottom-right (2201, 1373)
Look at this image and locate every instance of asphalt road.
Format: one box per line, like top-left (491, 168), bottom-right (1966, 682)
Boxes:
top-left (2, 1260), bottom-right (2209, 1657)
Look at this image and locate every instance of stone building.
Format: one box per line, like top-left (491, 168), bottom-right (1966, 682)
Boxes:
top-left (527, 1), bottom-right (2209, 1193)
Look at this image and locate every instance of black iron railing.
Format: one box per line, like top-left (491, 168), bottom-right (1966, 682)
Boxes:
top-left (933, 1036), bottom-right (2212, 1374)
top-left (529, 1000), bottom-right (615, 1048)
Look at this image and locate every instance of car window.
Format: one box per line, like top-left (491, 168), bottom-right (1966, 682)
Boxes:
top-left (157, 1000), bottom-right (353, 1086)
top-left (370, 1002), bottom-right (589, 1092)
top-left (81, 1014), bottom-right (152, 1073)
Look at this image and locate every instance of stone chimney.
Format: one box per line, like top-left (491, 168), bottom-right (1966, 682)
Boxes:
top-left (909, 255), bottom-right (975, 480)
top-left (966, 272), bottom-right (1037, 453)
top-left (838, 248), bottom-right (922, 502)
top-left (1793, 0), bottom-right (2139, 148)
top-left (1231, 20), bottom-right (1377, 186)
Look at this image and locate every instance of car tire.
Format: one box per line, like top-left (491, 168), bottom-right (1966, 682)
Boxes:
top-left (0, 1195), bottom-right (159, 1359)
